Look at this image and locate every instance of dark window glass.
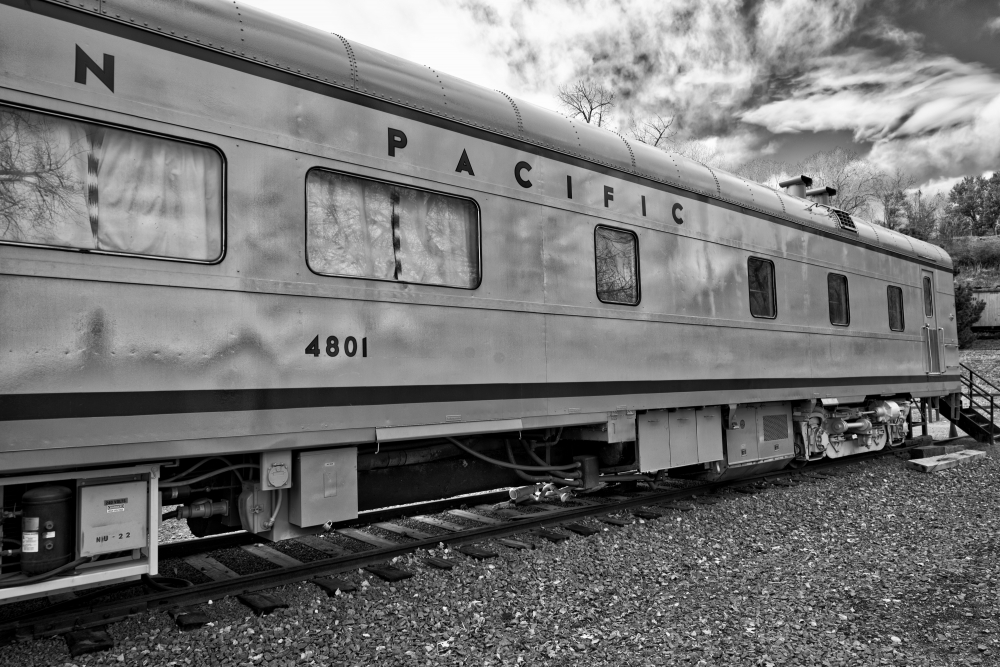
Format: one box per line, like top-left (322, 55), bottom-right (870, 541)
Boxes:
top-left (923, 276), bottom-right (934, 316)
top-left (887, 285), bottom-right (904, 331)
top-left (828, 273), bottom-right (850, 326)
top-left (748, 257), bottom-right (776, 319)
top-left (594, 225), bottom-right (639, 305)
top-left (306, 170), bottom-right (480, 288)
top-left (0, 104), bottom-right (224, 261)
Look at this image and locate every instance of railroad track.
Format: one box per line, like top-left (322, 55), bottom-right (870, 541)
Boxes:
top-left (0, 440), bottom-right (946, 648)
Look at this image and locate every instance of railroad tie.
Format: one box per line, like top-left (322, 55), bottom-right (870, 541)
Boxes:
top-left (295, 534), bottom-right (350, 556)
top-left (496, 538), bottom-right (532, 550)
top-left (183, 554), bottom-right (240, 581)
top-left (422, 556), bottom-right (457, 570)
top-left (562, 522), bottom-right (602, 536)
top-left (447, 509), bottom-right (503, 525)
top-left (374, 522), bottom-right (435, 540)
top-left (313, 577), bottom-right (358, 597)
top-left (241, 544), bottom-right (303, 568)
top-left (599, 516), bottom-right (633, 526)
top-left (410, 515), bottom-right (466, 532)
top-left (458, 544), bottom-right (498, 560)
top-left (336, 527), bottom-right (400, 549)
top-left (365, 564), bottom-right (414, 582)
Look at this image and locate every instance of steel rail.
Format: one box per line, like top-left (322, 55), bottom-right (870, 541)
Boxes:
top-left (158, 489), bottom-right (514, 561)
top-left (0, 440), bottom-right (942, 643)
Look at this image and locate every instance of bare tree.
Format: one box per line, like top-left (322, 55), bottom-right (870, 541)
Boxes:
top-left (902, 190), bottom-right (942, 241)
top-left (0, 109), bottom-right (79, 241)
top-left (733, 157), bottom-right (788, 188)
top-left (670, 139), bottom-right (731, 170)
top-left (625, 114), bottom-right (675, 148)
top-left (796, 148), bottom-right (881, 216)
top-left (871, 167), bottom-right (916, 230)
top-left (557, 80), bottom-right (616, 127)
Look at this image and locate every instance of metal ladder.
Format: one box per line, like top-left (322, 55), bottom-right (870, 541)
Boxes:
top-left (939, 363), bottom-right (1000, 445)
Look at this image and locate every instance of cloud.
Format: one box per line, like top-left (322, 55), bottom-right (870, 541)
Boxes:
top-left (241, 0), bottom-right (996, 184)
top-left (740, 52), bottom-right (1000, 180)
top-left (459, 0), bottom-right (877, 137)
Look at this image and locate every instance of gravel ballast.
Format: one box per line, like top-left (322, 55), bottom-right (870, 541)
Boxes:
top-left (4, 442), bottom-right (1000, 667)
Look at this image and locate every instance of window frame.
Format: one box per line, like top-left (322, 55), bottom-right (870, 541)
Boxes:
top-left (827, 273), bottom-right (851, 327)
top-left (593, 224), bottom-right (641, 306)
top-left (747, 256), bottom-right (777, 320)
top-left (0, 101), bottom-right (227, 265)
top-left (922, 276), bottom-right (934, 317)
top-left (304, 167), bottom-right (483, 290)
top-left (887, 285), bottom-right (905, 332)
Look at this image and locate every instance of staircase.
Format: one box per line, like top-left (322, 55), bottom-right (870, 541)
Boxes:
top-left (939, 363), bottom-right (1000, 444)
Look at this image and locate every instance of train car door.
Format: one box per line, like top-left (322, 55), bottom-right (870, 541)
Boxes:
top-left (921, 270), bottom-right (943, 373)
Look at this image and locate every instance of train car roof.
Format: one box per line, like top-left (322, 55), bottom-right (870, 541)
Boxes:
top-left (45, 0), bottom-right (951, 271)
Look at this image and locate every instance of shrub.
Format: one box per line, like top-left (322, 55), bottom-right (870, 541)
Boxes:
top-left (956, 281), bottom-right (986, 349)
top-left (944, 236), bottom-right (1000, 271)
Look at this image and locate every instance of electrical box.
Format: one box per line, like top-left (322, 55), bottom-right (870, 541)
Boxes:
top-left (726, 406), bottom-right (760, 466)
top-left (78, 480), bottom-right (148, 557)
top-left (566, 411), bottom-right (636, 443)
top-left (289, 447), bottom-right (358, 527)
top-left (668, 409), bottom-right (699, 467)
top-left (238, 482), bottom-right (275, 534)
top-left (637, 410), bottom-right (670, 471)
top-left (757, 402), bottom-right (795, 459)
top-left (261, 450), bottom-right (292, 491)
top-left (638, 407), bottom-right (725, 473)
top-left (696, 407), bottom-right (724, 462)
top-left (725, 403), bottom-right (794, 466)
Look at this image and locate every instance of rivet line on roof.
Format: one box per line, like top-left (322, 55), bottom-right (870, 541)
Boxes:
top-left (332, 33), bottom-right (358, 89)
top-left (495, 91), bottom-right (524, 135)
top-left (612, 131), bottom-right (637, 171)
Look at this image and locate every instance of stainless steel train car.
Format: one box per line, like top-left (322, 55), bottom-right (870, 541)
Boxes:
top-left (0, 0), bottom-right (960, 601)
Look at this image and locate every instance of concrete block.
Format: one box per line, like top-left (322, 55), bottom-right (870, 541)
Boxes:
top-left (909, 444), bottom-right (967, 460)
top-left (905, 450), bottom-right (986, 473)
top-left (904, 436), bottom-right (934, 447)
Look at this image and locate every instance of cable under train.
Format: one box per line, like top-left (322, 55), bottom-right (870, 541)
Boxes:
top-left (0, 0), bottom-right (959, 602)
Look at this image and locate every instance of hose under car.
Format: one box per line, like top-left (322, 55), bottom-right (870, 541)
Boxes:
top-left (0, 556), bottom-right (93, 589)
top-left (446, 437), bottom-right (581, 472)
top-left (159, 463), bottom-right (260, 488)
top-left (504, 440), bottom-right (582, 486)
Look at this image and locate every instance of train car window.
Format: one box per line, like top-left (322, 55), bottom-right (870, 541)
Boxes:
top-left (306, 169), bottom-right (480, 289)
top-left (828, 273), bottom-right (850, 326)
top-left (887, 285), bottom-right (905, 331)
top-left (0, 105), bottom-right (223, 262)
top-left (747, 257), bottom-right (776, 319)
top-left (594, 225), bottom-right (640, 305)
top-left (923, 276), bottom-right (934, 316)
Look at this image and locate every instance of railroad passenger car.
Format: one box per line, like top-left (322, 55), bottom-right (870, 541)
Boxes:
top-left (0, 0), bottom-right (960, 601)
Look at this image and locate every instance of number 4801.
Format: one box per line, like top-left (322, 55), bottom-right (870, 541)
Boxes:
top-left (305, 335), bottom-right (368, 358)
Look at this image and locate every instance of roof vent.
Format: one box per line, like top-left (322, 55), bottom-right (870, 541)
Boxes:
top-left (806, 186), bottom-right (837, 205)
top-left (828, 208), bottom-right (857, 232)
top-left (777, 174), bottom-right (813, 198)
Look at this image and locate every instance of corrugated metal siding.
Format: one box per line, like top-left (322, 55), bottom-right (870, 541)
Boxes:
top-left (973, 291), bottom-right (1000, 329)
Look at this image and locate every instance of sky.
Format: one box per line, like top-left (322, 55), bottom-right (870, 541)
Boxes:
top-left (239, 0), bottom-right (1000, 194)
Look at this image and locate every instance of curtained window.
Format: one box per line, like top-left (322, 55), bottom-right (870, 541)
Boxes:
top-left (0, 105), bottom-right (223, 261)
top-left (306, 169), bottom-right (480, 289)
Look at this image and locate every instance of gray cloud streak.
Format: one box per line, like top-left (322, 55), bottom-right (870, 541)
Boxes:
top-left (460, 0), bottom-right (998, 183)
